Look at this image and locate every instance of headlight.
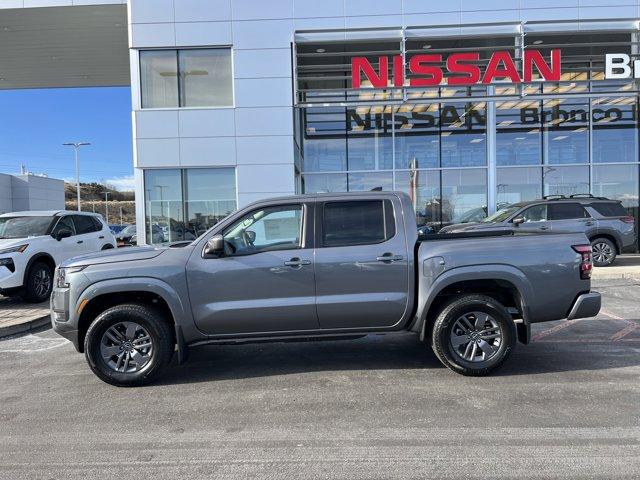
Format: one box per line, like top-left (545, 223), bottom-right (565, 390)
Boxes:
top-left (0, 244), bottom-right (28, 255)
top-left (55, 266), bottom-right (87, 288)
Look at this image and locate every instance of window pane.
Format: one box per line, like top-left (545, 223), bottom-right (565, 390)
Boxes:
top-left (323, 200), bottom-right (392, 247)
top-left (496, 100), bottom-right (542, 166)
top-left (497, 167), bottom-right (542, 207)
top-left (144, 169), bottom-right (182, 244)
top-left (347, 106), bottom-right (393, 170)
top-left (347, 171), bottom-right (393, 191)
top-left (302, 107), bottom-right (347, 172)
top-left (302, 173), bottom-right (347, 193)
top-left (394, 105), bottom-right (439, 169)
top-left (543, 98), bottom-right (589, 164)
top-left (543, 165), bottom-right (589, 197)
top-left (184, 168), bottom-right (237, 237)
top-left (593, 164), bottom-right (639, 209)
top-left (592, 98), bottom-right (638, 164)
top-left (74, 215), bottom-right (97, 234)
top-left (548, 203), bottom-right (589, 220)
top-left (223, 205), bottom-right (303, 255)
top-left (140, 50), bottom-right (178, 108)
top-left (179, 49), bottom-right (233, 107)
top-left (441, 103), bottom-right (487, 167)
top-left (521, 204), bottom-right (547, 222)
top-left (441, 168), bottom-right (487, 223)
top-left (395, 170), bottom-right (441, 226)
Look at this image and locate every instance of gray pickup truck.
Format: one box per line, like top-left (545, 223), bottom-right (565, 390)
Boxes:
top-left (51, 192), bottom-right (601, 386)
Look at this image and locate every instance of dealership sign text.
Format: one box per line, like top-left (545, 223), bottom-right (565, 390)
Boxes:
top-left (351, 50), bottom-right (562, 87)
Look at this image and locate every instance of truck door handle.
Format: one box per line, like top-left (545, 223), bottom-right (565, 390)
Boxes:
top-left (284, 257), bottom-right (311, 267)
top-left (98, 235), bottom-right (105, 239)
top-left (376, 253), bottom-right (403, 262)
top-left (76, 240), bottom-right (83, 244)
top-left (539, 226), bottom-right (549, 231)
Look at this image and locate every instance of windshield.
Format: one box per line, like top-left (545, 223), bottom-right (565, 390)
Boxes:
top-left (0, 216), bottom-right (53, 239)
top-left (482, 206), bottom-right (520, 223)
top-left (121, 225), bottom-right (136, 236)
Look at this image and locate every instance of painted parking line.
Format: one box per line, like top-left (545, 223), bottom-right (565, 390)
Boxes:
top-left (533, 310), bottom-right (639, 343)
top-left (0, 333), bottom-right (69, 353)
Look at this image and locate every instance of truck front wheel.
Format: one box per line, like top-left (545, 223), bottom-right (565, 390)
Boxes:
top-left (431, 295), bottom-right (516, 376)
top-left (84, 304), bottom-right (175, 387)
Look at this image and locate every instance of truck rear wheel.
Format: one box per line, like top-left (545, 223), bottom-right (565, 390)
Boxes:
top-left (84, 304), bottom-right (174, 387)
top-left (431, 295), bottom-right (516, 376)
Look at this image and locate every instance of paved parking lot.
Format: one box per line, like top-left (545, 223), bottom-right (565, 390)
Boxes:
top-left (0, 278), bottom-right (638, 479)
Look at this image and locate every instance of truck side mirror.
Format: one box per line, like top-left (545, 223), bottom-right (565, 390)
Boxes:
top-left (54, 229), bottom-right (73, 241)
top-left (203, 234), bottom-right (225, 257)
top-left (512, 217), bottom-right (524, 226)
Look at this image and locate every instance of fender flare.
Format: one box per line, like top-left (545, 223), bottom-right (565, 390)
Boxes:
top-left (23, 252), bottom-right (56, 286)
top-left (413, 264), bottom-right (534, 336)
top-left (76, 277), bottom-right (190, 363)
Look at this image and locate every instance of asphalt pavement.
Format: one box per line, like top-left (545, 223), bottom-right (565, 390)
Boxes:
top-left (0, 279), bottom-right (638, 479)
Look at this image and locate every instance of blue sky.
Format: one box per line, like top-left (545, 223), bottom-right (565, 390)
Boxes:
top-left (0, 87), bottom-right (134, 190)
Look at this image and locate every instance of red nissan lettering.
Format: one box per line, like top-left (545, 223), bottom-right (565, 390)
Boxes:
top-left (351, 56), bottom-right (388, 88)
top-left (446, 52), bottom-right (481, 85)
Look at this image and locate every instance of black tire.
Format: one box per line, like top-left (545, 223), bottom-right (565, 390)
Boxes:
top-left (431, 295), bottom-right (516, 376)
top-left (84, 304), bottom-right (174, 387)
top-left (101, 244), bottom-right (115, 250)
top-left (22, 261), bottom-right (53, 303)
top-left (590, 237), bottom-right (616, 267)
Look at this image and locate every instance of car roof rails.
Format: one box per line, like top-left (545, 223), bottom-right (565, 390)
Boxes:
top-left (569, 194), bottom-right (594, 198)
top-left (542, 194), bottom-right (567, 200)
top-left (370, 186), bottom-right (383, 191)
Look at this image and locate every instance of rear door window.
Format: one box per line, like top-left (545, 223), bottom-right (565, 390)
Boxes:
top-left (322, 200), bottom-right (395, 247)
top-left (590, 202), bottom-right (628, 217)
top-left (548, 203), bottom-right (590, 220)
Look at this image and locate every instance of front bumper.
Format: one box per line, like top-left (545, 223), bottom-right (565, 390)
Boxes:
top-left (50, 287), bottom-right (81, 351)
top-left (0, 255), bottom-right (25, 291)
top-left (567, 292), bottom-right (601, 320)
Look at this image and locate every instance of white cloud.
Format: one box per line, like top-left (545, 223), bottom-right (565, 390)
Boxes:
top-left (105, 175), bottom-right (135, 191)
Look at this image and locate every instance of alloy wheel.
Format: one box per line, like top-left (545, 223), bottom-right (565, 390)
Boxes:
top-left (34, 268), bottom-right (51, 299)
top-left (592, 242), bottom-right (614, 265)
top-left (450, 311), bottom-right (502, 363)
top-left (100, 321), bottom-right (153, 373)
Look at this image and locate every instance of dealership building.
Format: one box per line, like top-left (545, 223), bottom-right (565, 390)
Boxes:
top-left (1, 1), bottom-right (639, 247)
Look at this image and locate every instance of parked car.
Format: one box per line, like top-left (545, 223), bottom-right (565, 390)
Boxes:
top-left (109, 224), bottom-right (127, 235)
top-left (116, 225), bottom-right (164, 246)
top-left (0, 211), bottom-right (116, 303)
top-left (51, 192), bottom-right (600, 386)
top-left (439, 195), bottom-right (636, 267)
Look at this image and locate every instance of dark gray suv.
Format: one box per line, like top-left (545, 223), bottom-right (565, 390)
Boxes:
top-left (440, 195), bottom-right (636, 267)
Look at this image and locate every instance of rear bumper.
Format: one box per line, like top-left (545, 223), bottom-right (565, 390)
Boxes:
top-left (567, 292), bottom-right (601, 320)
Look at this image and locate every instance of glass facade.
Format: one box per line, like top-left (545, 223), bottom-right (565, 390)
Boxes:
top-left (294, 31), bottom-right (640, 241)
top-left (144, 168), bottom-right (236, 244)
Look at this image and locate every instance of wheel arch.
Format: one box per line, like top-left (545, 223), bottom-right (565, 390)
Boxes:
top-left (413, 266), bottom-right (533, 345)
top-left (588, 232), bottom-right (621, 254)
top-left (75, 279), bottom-right (189, 362)
top-left (22, 252), bottom-right (56, 286)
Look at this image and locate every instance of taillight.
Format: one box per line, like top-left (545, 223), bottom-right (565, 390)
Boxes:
top-left (572, 244), bottom-right (593, 280)
top-left (620, 216), bottom-right (635, 224)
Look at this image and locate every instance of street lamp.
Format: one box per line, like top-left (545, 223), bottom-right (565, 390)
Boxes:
top-left (62, 142), bottom-right (91, 211)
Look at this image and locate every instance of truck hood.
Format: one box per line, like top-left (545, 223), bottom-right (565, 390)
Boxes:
top-left (61, 246), bottom-right (166, 268)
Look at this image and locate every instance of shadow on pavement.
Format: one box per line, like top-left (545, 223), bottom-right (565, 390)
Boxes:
top-left (156, 331), bottom-right (640, 385)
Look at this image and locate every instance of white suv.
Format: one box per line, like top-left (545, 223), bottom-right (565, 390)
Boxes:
top-left (0, 211), bottom-right (116, 303)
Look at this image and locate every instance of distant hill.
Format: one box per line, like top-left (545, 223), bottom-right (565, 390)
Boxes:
top-left (64, 182), bottom-right (134, 202)
top-left (64, 182), bottom-right (135, 225)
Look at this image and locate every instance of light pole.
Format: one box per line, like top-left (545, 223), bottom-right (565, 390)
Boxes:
top-left (104, 191), bottom-right (109, 224)
top-left (62, 142), bottom-right (91, 211)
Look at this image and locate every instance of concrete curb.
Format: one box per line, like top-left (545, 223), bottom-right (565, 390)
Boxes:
top-left (0, 315), bottom-right (50, 339)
